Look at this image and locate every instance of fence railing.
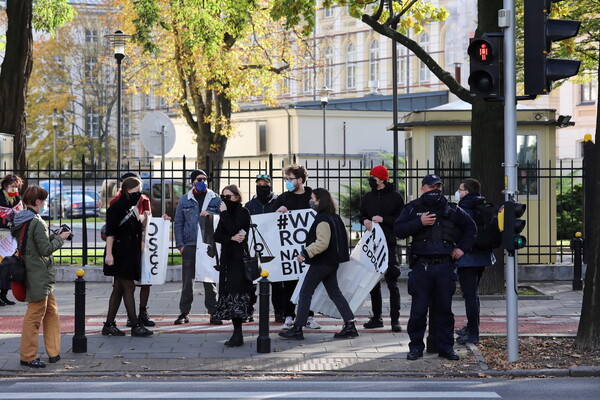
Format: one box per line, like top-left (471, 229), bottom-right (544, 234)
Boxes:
top-left (1, 155), bottom-right (583, 266)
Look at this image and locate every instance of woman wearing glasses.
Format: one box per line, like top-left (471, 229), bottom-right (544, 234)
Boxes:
top-left (213, 185), bottom-right (253, 347)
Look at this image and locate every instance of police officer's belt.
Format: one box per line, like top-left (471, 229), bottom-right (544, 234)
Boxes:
top-left (415, 255), bottom-right (452, 264)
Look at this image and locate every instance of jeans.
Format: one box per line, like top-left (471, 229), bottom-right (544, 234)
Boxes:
top-left (295, 263), bottom-right (354, 327)
top-left (457, 266), bottom-right (485, 341)
top-left (180, 246), bottom-right (218, 315)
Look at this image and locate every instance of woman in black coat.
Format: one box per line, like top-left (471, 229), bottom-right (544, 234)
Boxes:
top-left (213, 184), bottom-right (253, 347)
top-left (0, 173), bottom-right (23, 306)
top-left (102, 177), bottom-right (152, 337)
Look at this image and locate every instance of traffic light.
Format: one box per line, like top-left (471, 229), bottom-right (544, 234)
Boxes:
top-left (524, 0), bottom-right (581, 95)
top-left (500, 200), bottom-right (527, 253)
top-left (468, 35), bottom-right (501, 98)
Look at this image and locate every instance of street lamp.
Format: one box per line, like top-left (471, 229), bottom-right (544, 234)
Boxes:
top-left (105, 30), bottom-right (130, 176)
top-left (52, 109), bottom-right (58, 173)
top-left (318, 86), bottom-right (333, 178)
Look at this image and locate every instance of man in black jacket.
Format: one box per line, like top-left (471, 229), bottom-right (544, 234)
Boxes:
top-left (359, 165), bottom-right (404, 332)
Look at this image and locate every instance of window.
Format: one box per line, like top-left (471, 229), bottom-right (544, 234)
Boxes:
top-left (86, 110), bottom-right (100, 138)
top-left (302, 68), bottom-right (312, 93)
top-left (346, 42), bottom-right (356, 89)
top-left (419, 33), bottom-right (430, 83)
top-left (258, 122), bottom-right (267, 153)
top-left (369, 40), bottom-right (379, 83)
top-left (85, 29), bottom-right (99, 43)
top-left (580, 78), bottom-right (597, 103)
top-left (84, 56), bottom-right (97, 83)
top-left (397, 44), bottom-right (408, 86)
top-left (123, 115), bottom-right (130, 138)
top-left (324, 6), bottom-right (333, 18)
top-left (144, 94), bottom-right (152, 109)
top-left (324, 46), bottom-right (334, 88)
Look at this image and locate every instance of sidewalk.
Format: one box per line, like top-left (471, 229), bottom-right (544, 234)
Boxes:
top-left (0, 281), bottom-right (586, 376)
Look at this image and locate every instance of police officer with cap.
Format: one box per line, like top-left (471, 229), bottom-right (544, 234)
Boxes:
top-left (394, 174), bottom-right (476, 361)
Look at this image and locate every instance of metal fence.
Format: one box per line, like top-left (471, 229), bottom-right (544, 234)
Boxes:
top-left (1, 155), bottom-right (583, 266)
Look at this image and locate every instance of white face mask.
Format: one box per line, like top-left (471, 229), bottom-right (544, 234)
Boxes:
top-left (454, 190), bottom-right (461, 202)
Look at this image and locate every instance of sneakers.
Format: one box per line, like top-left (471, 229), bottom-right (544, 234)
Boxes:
top-left (174, 313), bottom-right (189, 325)
top-left (20, 358), bottom-right (46, 368)
top-left (280, 316), bottom-right (294, 330)
top-left (363, 317), bottom-right (384, 329)
top-left (102, 322), bottom-right (125, 336)
top-left (209, 314), bottom-right (223, 325)
top-left (48, 355), bottom-right (61, 363)
top-left (305, 316), bottom-right (321, 329)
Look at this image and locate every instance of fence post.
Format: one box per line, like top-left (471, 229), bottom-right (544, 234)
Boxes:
top-left (72, 269), bottom-right (87, 353)
top-left (570, 232), bottom-right (584, 291)
top-left (256, 270), bottom-right (271, 354)
top-left (81, 156), bottom-right (88, 266)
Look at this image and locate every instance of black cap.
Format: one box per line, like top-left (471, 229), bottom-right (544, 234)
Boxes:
top-left (120, 172), bottom-right (140, 182)
top-left (422, 174), bottom-right (443, 187)
top-left (190, 169), bottom-right (208, 182)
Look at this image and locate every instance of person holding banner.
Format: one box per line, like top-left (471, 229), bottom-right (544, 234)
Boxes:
top-left (174, 170), bottom-right (222, 326)
top-left (359, 165), bottom-right (404, 332)
top-left (102, 177), bottom-right (153, 337)
top-left (273, 164), bottom-right (320, 330)
top-left (279, 188), bottom-right (357, 340)
top-left (212, 185), bottom-right (253, 347)
top-left (394, 174), bottom-right (476, 361)
top-left (244, 174), bottom-right (284, 323)
top-left (0, 174), bottom-right (23, 306)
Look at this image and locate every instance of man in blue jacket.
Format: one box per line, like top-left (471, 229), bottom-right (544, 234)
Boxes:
top-left (394, 174), bottom-right (476, 361)
top-left (454, 178), bottom-right (495, 345)
top-left (174, 170), bottom-right (222, 325)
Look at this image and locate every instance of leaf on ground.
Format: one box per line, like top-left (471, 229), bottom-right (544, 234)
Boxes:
top-left (122, 361), bottom-right (131, 364)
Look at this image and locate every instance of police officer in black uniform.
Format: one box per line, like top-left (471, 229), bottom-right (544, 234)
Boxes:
top-left (394, 174), bottom-right (476, 361)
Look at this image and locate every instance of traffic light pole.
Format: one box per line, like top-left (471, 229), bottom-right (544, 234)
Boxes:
top-left (502, 0), bottom-right (519, 362)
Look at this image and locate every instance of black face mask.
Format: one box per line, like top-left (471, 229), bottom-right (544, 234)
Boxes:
top-left (224, 199), bottom-right (239, 210)
top-left (256, 185), bottom-right (272, 202)
top-left (128, 191), bottom-right (142, 206)
top-left (422, 189), bottom-right (443, 206)
top-left (368, 177), bottom-right (378, 190)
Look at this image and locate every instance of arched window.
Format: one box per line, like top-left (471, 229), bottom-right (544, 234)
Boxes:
top-left (346, 42), bottom-right (356, 89)
top-left (369, 40), bottom-right (379, 83)
top-left (419, 33), bottom-right (430, 83)
top-left (324, 46), bottom-right (334, 88)
top-left (396, 43), bottom-right (408, 86)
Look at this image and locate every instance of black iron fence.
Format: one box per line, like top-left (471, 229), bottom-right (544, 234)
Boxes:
top-left (1, 155), bottom-right (583, 266)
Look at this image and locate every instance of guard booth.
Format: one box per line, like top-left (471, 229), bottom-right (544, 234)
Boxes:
top-left (0, 133), bottom-right (14, 170)
top-left (398, 101), bottom-right (558, 264)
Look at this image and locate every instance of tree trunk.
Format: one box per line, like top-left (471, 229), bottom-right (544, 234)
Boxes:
top-left (574, 52), bottom-right (600, 351)
top-left (472, 0), bottom-right (505, 295)
top-left (0, 0), bottom-right (33, 174)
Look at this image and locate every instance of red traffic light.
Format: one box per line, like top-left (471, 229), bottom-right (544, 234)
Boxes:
top-left (467, 35), bottom-right (501, 97)
top-left (469, 40), bottom-right (494, 64)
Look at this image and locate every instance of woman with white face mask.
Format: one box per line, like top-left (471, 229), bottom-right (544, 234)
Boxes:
top-left (0, 174), bottom-right (24, 306)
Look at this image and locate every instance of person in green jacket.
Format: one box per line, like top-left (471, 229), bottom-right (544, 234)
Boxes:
top-left (12, 185), bottom-right (70, 368)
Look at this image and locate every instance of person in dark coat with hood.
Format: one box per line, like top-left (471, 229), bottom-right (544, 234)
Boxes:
top-left (213, 185), bottom-right (253, 347)
top-left (454, 178), bottom-right (495, 345)
top-left (359, 165), bottom-right (404, 331)
top-left (0, 173), bottom-right (24, 306)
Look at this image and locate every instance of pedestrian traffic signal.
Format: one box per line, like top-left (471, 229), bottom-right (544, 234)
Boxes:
top-left (500, 200), bottom-right (527, 253)
top-left (524, 0), bottom-right (581, 95)
top-left (468, 35), bottom-right (501, 98)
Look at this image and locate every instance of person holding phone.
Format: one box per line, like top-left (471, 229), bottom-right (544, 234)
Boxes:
top-left (212, 185), bottom-right (252, 347)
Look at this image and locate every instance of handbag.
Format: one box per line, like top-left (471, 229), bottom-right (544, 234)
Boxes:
top-left (0, 220), bottom-right (31, 302)
top-left (242, 222), bottom-right (262, 282)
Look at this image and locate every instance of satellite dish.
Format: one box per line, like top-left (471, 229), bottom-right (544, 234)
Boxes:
top-left (140, 111), bottom-right (176, 155)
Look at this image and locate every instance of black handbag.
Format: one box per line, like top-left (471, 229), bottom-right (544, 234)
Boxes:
top-left (0, 220), bottom-right (30, 283)
top-left (242, 223), bottom-right (262, 282)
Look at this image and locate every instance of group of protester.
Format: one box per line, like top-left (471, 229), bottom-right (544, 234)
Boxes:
top-left (3, 163), bottom-right (494, 368)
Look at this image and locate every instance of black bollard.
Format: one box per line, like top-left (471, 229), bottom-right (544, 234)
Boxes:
top-left (72, 269), bottom-right (87, 353)
top-left (256, 271), bottom-right (271, 354)
top-left (570, 232), bottom-right (584, 291)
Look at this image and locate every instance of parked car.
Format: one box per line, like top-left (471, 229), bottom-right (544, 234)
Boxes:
top-left (99, 178), bottom-right (185, 219)
top-left (42, 192), bottom-right (100, 220)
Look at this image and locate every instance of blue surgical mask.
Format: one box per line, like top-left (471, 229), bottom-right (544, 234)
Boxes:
top-left (39, 201), bottom-right (48, 215)
top-left (195, 180), bottom-right (207, 192)
top-left (285, 180), bottom-right (295, 192)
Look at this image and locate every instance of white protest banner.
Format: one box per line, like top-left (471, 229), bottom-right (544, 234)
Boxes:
top-left (140, 218), bottom-right (171, 284)
top-left (248, 209), bottom-right (315, 282)
top-left (195, 214), bottom-right (221, 283)
top-left (291, 222), bottom-right (389, 318)
top-left (0, 228), bottom-right (17, 258)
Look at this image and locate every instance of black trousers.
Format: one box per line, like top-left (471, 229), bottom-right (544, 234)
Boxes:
top-left (457, 266), bottom-right (485, 341)
top-left (368, 262), bottom-right (401, 321)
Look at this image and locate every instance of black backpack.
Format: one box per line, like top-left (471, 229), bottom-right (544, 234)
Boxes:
top-left (472, 202), bottom-right (502, 251)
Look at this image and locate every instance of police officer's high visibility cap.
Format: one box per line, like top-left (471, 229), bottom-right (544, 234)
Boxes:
top-left (422, 174), bottom-right (443, 187)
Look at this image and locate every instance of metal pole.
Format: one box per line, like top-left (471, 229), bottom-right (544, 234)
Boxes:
top-left (256, 273), bottom-right (271, 353)
top-left (116, 54), bottom-right (124, 177)
top-left (53, 126), bottom-right (57, 173)
top-left (161, 125), bottom-right (166, 216)
top-left (503, 0), bottom-right (519, 362)
top-left (322, 104), bottom-right (327, 180)
top-left (390, 3), bottom-right (399, 188)
top-left (72, 269), bottom-right (87, 353)
top-left (81, 156), bottom-right (88, 266)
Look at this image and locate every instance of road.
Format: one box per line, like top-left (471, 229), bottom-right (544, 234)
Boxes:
top-left (0, 377), bottom-right (598, 399)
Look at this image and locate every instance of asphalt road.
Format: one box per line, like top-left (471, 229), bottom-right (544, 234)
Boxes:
top-left (0, 377), bottom-right (598, 399)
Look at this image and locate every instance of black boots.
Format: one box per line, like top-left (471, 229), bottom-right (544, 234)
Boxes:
top-left (363, 317), bottom-right (383, 329)
top-left (131, 323), bottom-right (154, 337)
top-left (127, 307), bottom-right (156, 327)
top-left (0, 290), bottom-right (15, 306)
top-left (334, 321), bottom-right (359, 339)
top-left (224, 329), bottom-right (244, 347)
top-left (278, 325), bottom-right (304, 340)
top-left (102, 322), bottom-right (125, 336)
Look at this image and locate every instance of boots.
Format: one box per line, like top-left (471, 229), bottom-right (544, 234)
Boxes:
top-left (0, 290), bottom-right (15, 306)
top-left (138, 307), bottom-right (156, 327)
top-left (224, 329), bottom-right (244, 347)
top-left (334, 321), bottom-right (359, 339)
top-left (131, 323), bottom-right (153, 337)
top-left (278, 325), bottom-right (304, 340)
top-left (102, 322), bottom-right (125, 336)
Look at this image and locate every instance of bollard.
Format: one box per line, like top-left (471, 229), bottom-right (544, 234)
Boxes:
top-left (570, 232), bottom-right (584, 291)
top-left (72, 268), bottom-right (87, 353)
top-left (256, 269), bottom-right (271, 354)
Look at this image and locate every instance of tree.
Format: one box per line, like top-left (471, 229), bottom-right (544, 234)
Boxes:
top-left (0, 0), bottom-right (73, 173)
top-left (113, 0), bottom-right (311, 186)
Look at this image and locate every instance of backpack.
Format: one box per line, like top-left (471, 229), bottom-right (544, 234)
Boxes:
top-left (472, 202), bottom-right (502, 251)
